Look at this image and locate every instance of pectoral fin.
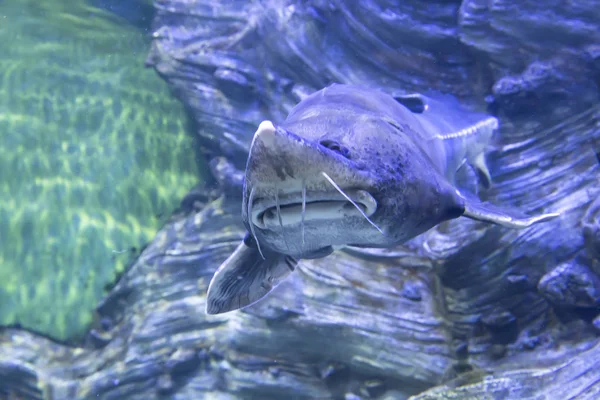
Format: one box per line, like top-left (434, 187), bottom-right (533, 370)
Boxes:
top-left (459, 191), bottom-right (560, 228)
top-left (205, 234), bottom-right (298, 315)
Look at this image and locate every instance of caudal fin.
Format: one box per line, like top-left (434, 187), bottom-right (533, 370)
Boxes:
top-left (205, 234), bottom-right (298, 315)
top-left (459, 190), bottom-right (560, 228)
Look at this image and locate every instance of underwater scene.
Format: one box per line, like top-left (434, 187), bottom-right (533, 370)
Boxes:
top-left (0, 0), bottom-right (599, 399)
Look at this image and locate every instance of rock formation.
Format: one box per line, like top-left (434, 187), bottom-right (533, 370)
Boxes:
top-left (1, 0), bottom-right (599, 399)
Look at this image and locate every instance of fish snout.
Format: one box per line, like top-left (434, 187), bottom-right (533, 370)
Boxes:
top-left (245, 120), bottom-right (368, 191)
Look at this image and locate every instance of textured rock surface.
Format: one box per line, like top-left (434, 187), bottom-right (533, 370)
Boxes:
top-left (1, 0), bottom-right (600, 399)
top-left (538, 259), bottom-right (600, 308)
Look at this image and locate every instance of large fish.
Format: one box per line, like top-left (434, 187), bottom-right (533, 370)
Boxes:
top-left (205, 84), bottom-right (559, 315)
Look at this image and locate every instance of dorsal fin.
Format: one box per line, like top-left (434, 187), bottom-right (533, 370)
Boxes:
top-left (393, 93), bottom-right (427, 114)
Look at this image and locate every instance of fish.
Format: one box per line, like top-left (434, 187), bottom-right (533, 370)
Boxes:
top-left (205, 84), bottom-right (559, 315)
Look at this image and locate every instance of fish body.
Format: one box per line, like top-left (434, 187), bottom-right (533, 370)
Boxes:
top-left (206, 84), bottom-right (559, 315)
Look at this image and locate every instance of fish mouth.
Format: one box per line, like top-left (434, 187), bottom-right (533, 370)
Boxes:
top-left (250, 190), bottom-right (378, 230)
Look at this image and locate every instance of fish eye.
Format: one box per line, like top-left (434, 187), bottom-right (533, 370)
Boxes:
top-left (319, 139), bottom-right (351, 159)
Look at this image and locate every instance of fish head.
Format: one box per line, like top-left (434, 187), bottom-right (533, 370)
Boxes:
top-left (242, 115), bottom-right (465, 259)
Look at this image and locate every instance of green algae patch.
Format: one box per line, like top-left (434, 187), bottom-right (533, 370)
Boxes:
top-left (0, 0), bottom-right (201, 341)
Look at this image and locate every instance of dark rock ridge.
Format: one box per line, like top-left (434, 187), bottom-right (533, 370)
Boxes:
top-left (1, 0), bottom-right (599, 399)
